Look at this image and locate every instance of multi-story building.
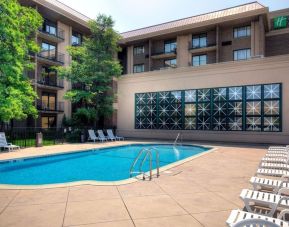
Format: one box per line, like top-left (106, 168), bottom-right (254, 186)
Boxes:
top-left (18, 0), bottom-right (90, 128)
top-left (117, 2), bottom-right (289, 144)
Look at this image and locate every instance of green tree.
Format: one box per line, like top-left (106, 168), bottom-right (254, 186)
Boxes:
top-left (0, 0), bottom-right (42, 124)
top-left (58, 14), bottom-right (122, 127)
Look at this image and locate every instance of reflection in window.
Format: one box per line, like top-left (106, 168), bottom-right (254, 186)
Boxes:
top-left (234, 49), bottom-right (251, 61)
top-left (42, 19), bottom-right (57, 35)
top-left (72, 31), bottom-right (82, 46)
top-left (41, 116), bottom-right (56, 128)
top-left (164, 40), bottom-right (177, 53)
top-left (164, 58), bottom-right (177, 68)
top-left (192, 34), bottom-right (207, 48)
top-left (192, 55), bottom-right (207, 66)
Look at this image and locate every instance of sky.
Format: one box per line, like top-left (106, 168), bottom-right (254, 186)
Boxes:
top-left (58, 0), bottom-right (289, 33)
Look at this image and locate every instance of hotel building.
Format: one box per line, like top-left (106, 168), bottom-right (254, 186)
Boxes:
top-left (117, 2), bottom-right (289, 144)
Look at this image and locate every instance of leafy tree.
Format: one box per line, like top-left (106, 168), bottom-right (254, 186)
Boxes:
top-left (58, 14), bottom-right (122, 127)
top-left (0, 0), bottom-right (43, 123)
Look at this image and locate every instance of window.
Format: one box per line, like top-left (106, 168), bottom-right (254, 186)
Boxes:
top-left (41, 42), bottom-right (56, 59)
top-left (192, 55), bottom-right (207, 66)
top-left (41, 93), bottom-right (56, 110)
top-left (164, 59), bottom-right (177, 68)
top-left (42, 19), bottom-right (57, 36)
top-left (164, 40), bottom-right (177, 53)
top-left (234, 26), bottom-right (251, 38)
top-left (41, 116), bottom-right (56, 128)
top-left (135, 83), bottom-right (282, 132)
top-left (192, 34), bottom-right (207, 48)
top-left (234, 49), bottom-right (251, 61)
top-left (72, 31), bottom-right (82, 46)
top-left (133, 64), bottom-right (144, 73)
top-left (40, 66), bottom-right (57, 86)
top-left (133, 46), bottom-right (145, 55)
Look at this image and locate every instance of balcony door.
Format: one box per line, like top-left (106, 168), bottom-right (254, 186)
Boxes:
top-left (41, 116), bottom-right (56, 128)
top-left (41, 92), bottom-right (56, 111)
top-left (42, 19), bottom-right (57, 36)
top-left (41, 66), bottom-right (57, 86)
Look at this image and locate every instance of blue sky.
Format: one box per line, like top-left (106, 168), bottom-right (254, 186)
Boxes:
top-left (59, 0), bottom-right (289, 33)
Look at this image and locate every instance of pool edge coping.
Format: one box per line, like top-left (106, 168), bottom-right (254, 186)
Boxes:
top-left (0, 143), bottom-right (217, 190)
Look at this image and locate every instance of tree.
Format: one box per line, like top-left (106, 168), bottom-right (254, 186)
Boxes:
top-left (58, 14), bottom-right (122, 127)
top-left (0, 0), bottom-right (42, 124)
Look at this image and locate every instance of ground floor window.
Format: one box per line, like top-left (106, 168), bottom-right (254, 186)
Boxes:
top-left (135, 83), bottom-right (281, 132)
top-left (41, 116), bottom-right (56, 128)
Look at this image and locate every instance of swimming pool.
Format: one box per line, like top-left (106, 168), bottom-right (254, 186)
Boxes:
top-left (0, 144), bottom-right (210, 186)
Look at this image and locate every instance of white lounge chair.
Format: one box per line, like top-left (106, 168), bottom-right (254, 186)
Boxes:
top-left (226, 209), bottom-right (289, 227)
top-left (256, 168), bottom-right (289, 177)
top-left (260, 162), bottom-right (289, 170)
top-left (107, 129), bottom-right (124, 141)
top-left (0, 132), bottom-right (20, 152)
top-left (267, 146), bottom-right (289, 155)
top-left (240, 189), bottom-right (289, 217)
top-left (250, 176), bottom-right (289, 193)
top-left (262, 156), bottom-right (289, 164)
top-left (88, 130), bottom-right (98, 142)
top-left (265, 152), bottom-right (288, 158)
top-left (97, 130), bottom-right (108, 142)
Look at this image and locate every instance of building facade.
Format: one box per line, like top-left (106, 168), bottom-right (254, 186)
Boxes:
top-left (18, 0), bottom-right (90, 128)
top-left (117, 2), bottom-right (289, 144)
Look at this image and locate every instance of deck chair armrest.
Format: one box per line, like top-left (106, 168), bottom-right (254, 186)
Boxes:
top-left (277, 209), bottom-right (289, 220)
top-left (276, 196), bottom-right (289, 209)
top-left (278, 187), bottom-right (289, 195)
top-left (281, 175), bottom-right (289, 181)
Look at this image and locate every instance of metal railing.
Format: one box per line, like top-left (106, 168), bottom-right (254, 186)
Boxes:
top-left (151, 48), bottom-right (177, 56)
top-left (37, 51), bottom-right (65, 64)
top-left (173, 133), bottom-right (183, 146)
top-left (38, 27), bottom-right (65, 40)
top-left (37, 78), bottom-right (64, 88)
top-left (130, 147), bottom-right (160, 180)
top-left (189, 43), bottom-right (217, 50)
top-left (37, 101), bottom-right (64, 112)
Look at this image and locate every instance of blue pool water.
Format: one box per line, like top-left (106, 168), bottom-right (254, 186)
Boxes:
top-left (0, 144), bottom-right (209, 185)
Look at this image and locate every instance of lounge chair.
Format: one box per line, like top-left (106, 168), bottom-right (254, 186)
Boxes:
top-left (267, 146), bottom-right (289, 155)
top-left (97, 130), bottom-right (108, 142)
top-left (256, 168), bottom-right (289, 177)
top-left (226, 209), bottom-right (289, 227)
top-left (107, 129), bottom-right (124, 141)
top-left (0, 132), bottom-right (20, 152)
top-left (260, 162), bottom-right (289, 170)
top-left (88, 130), bottom-right (107, 143)
top-left (265, 152), bottom-right (288, 158)
top-left (240, 189), bottom-right (289, 217)
top-left (250, 176), bottom-right (289, 193)
top-left (261, 156), bottom-right (289, 164)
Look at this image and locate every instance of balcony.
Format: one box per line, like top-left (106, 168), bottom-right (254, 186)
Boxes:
top-left (37, 51), bottom-right (65, 65)
top-left (189, 43), bottom-right (217, 54)
top-left (151, 49), bottom-right (177, 59)
top-left (38, 28), bottom-right (65, 43)
top-left (151, 65), bottom-right (177, 71)
top-left (37, 101), bottom-right (64, 113)
top-left (36, 78), bottom-right (64, 90)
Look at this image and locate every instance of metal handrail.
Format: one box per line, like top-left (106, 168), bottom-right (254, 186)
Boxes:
top-left (129, 147), bottom-right (160, 180)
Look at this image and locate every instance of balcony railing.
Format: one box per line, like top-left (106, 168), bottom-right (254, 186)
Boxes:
top-left (189, 43), bottom-right (216, 50)
top-left (151, 49), bottom-right (177, 57)
top-left (37, 78), bottom-right (64, 88)
top-left (37, 51), bottom-right (65, 64)
top-left (38, 28), bottom-right (65, 40)
top-left (37, 101), bottom-right (64, 112)
top-left (151, 65), bottom-right (177, 71)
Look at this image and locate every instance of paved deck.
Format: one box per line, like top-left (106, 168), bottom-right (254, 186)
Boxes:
top-left (0, 142), bottom-right (266, 227)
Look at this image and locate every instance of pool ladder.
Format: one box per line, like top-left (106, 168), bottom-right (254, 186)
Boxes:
top-left (173, 133), bottom-right (183, 146)
top-left (129, 147), bottom-right (160, 180)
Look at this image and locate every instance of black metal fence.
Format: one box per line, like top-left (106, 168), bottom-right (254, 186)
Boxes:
top-left (2, 128), bottom-right (64, 148)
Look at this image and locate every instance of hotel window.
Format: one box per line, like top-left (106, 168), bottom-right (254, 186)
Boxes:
top-left (133, 46), bottom-right (145, 55)
top-left (41, 42), bottom-right (56, 58)
top-left (41, 93), bottom-right (56, 110)
top-left (164, 58), bottom-right (177, 68)
top-left (133, 64), bottom-right (144, 73)
top-left (192, 34), bottom-right (207, 48)
top-left (40, 66), bottom-right (57, 86)
top-left (164, 40), bottom-right (177, 53)
top-left (72, 31), bottom-right (82, 46)
top-left (42, 19), bottom-right (57, 36)
top-left (234, 26), bottom-right (251, 38)
top-left (192, 55), bottom-right (207, 66)
top-left (234, 49), bottom-right (251, 61)
top-left (41, 116), bottom-right (56, 128)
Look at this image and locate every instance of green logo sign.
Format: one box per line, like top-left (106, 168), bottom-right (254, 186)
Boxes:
top-left (274, 16), bottom-right (288, 29)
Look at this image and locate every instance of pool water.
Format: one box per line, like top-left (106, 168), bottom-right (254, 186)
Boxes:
top-left (0, 144), bottom-right (209, 185)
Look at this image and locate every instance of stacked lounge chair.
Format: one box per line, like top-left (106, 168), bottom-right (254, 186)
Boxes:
top-left (226, 144), bottom-right (289, 226)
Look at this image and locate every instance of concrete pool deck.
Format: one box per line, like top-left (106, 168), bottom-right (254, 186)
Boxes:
top-left (0, 141), bottom-right (266, 227)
